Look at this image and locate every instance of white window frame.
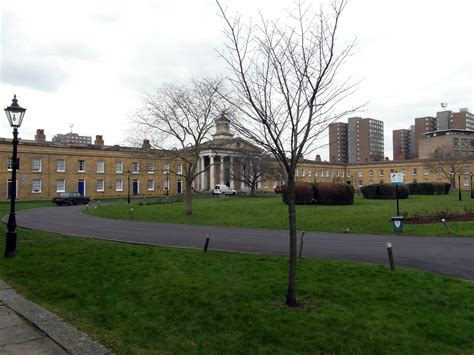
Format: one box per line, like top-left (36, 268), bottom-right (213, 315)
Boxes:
top-left (32, 158), bottom-right (42, 172)
top-left (115, 179), bottom-right (123, 192)
top-left (7, 157), bottom-right (13, 171)
top-left (132, 162), bottom-right (139, 173)
top-left (32, 179), bottom-right (42, 193)
top-left (147, 179), bottom-right (155, 191)
top-left (78, 160), bottom-right (86, 172)
top-left (463, 177), bottom-right (470, 187)
top-left (163, 163), bottom-right (170, 173)
top-left (97, 160), bottom-right (105, 174)
top-left (56, 159), bottom-right (65, 173)
top-left (412, 168), bottom-right (417, 176)
top-left (96, 179), bottom-right (105, 192)
top-left (176, 163), bottom-right (183, 175)
top-left (56, 179), bottom-right (66, 193)
top-left (115, 161), bottom-right (123, 173)
top-left (163, 179), bottom-right (169, 190)
top-left (147, 162), bottom-right (155, 174)
top-left (423, 168), bottom-right (430, 176)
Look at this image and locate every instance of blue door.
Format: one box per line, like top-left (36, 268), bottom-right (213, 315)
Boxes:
top-left (78, 180), bottom-right (85, 196)
top-left (132, 180), bottom-right (139, 195)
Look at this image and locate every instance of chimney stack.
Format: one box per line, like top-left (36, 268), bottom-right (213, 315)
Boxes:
top-left (94, 135), bottom-right (104, 146)
top-left (35, 129), bottom-right (46, 142)
top-left (142, 139), bottom-right (151, 149)
top-left (315, 154), bottom-right (321, 162)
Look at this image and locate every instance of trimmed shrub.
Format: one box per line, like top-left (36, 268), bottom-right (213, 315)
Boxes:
top-left (360, 184), bottom-right (378, 199)
top-left (281, 182), bottom-right (313, 205)
top-left (408, 182), bottom-right (451, 195)
top-left (435, 182), bottom-right (449, 195)
top-left (361, 183), bottom-right (409, 199)
top-left (313, 182), bottom-right (354, 205)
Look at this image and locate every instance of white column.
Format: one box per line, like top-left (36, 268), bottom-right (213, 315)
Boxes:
top-left (229, 156), bottom-right (234, 189)
top-left (200, 155), bottom-right (205, 191)
top-left (220, 156), bottom-right (225, 185)
top-left (241, 163), bottom-right (246, 190)
top-left (210, 155), bottom-right (215, 189)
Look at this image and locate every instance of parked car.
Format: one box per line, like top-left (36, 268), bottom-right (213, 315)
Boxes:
top-left (52, 192), bottom-right (91, 206)
top-left (212, 184), bottom-right (237, 195)
top-left (274, 185), bottom-right (282, 193)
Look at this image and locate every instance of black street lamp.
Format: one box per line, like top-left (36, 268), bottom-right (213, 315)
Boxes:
top-left (458, 173), bottom-right (462, 201)
top-left (4, 95), bottom-right (26, 258)
top-left (165, 171), bottom-right (169, 197)
top-left (127, 169), bottom-right (131, 204)
top-left (470, 172), bottom-right (473, 199)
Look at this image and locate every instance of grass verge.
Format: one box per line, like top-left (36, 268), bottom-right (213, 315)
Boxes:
top-left (85, 193), bottom-right (474, 236)
top-left (1, 201), bottom-right (473, 353)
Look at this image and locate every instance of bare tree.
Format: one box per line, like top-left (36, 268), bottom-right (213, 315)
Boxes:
top-left (217, 0), bottom-right (360, 306)
top-left (230, 148), bottom-right (284, 196)
top-left (424, 150), bottom-right (471, 189)
top-left (132, 77), bottom-right (224, 215)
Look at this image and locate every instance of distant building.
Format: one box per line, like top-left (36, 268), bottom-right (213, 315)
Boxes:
top-left (52, 132), bottom-right (92, 145)
top-left (413, 116), bottom-right (436, 158)
top-left (328, 122), bottom-right (348, 163)
top-left (392, 129), bottom-right (411, 160)
top-left (419, 129), bottom-right (474, 159)
top-left (348, 117), bottom-right (384, 163)
top-left (394, 108), bottom-right (473, 160)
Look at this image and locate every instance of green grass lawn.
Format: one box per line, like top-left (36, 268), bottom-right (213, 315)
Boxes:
top-left (85, 192), bottom-right (474, 237)
top-left (0, 224), bottom-right (473, 354)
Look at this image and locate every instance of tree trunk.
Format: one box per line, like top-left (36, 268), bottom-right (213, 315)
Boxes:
top-left (185, 180), bottom-right (193, 215)
top-left (286, 178), bottom-right (297, 307)
top-left (250, 183), bottom-right (257, 196)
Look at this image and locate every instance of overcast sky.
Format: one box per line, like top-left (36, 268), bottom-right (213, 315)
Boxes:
top-left (1, 0), bottom-right (472, 160)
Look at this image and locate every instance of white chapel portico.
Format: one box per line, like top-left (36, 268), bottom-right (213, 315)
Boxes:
top-left (196, 113), bottom-right (261, 192)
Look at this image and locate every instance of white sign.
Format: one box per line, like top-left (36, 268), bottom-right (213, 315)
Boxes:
top-left (390, 173), bottom-right (404, 184)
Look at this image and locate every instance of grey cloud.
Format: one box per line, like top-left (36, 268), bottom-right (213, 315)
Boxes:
top-left (1, 59), bottom-right (68, 92)
top-left (35, 42), bottom-right (100, 61)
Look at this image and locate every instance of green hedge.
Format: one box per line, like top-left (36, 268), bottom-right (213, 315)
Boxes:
top-left (281, 182), bottom-right (313, 205)
top-left (360, 184), bottom-right (409, 199)
top-left (314, 182), bottom-right (354, 205)
top-left (282, 182), bottom-right (354, 205)
top-left (408, 182), bottom-right (451, 195)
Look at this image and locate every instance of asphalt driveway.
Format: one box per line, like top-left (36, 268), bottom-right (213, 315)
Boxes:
top-left (14, 205), bottom-right (474, 281)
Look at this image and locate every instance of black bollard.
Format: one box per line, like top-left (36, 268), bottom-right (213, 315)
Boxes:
top-left (203, 234), bottom-right (211, 253)
top-left (386, 242), bottom-right (395, 271)
top-left (298, 231), bottom-right (305, 259)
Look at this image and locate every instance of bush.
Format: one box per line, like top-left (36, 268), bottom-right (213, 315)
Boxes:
top-left (313, 182), bottom-right (354, 205)
top-left (437, 182), bottom-right (449, 195)
top-left (408, 182), bottom-right (451, 195)
top-left (281, 182), bottom-right (313, 205)
top-left (360, 183), bottom-right (409, 199)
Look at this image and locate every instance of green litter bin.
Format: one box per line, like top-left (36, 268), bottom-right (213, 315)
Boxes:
top-left (391, 216), bottom-right (404, 233)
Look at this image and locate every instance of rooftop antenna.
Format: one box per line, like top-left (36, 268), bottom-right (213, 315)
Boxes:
top-left (69, 124), bottom-right (74, 133)
top-left (440, 102), bottom-right (448, 111)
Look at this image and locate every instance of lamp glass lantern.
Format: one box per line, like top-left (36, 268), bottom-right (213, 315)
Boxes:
top-left (5, 95), bottom-right (26, 128)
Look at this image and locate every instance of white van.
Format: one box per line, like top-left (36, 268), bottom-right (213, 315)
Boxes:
top-left (212, 184), bottom-right (237, 195)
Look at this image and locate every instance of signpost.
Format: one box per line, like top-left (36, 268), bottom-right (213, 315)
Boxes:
top-left (390, 172), bottom-right (404, 233)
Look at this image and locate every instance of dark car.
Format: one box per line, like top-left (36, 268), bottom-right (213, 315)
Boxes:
top-left (52, 192), bottom-right (91, 206)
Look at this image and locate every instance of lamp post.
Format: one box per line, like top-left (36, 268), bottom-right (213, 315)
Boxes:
top-left (458, 173), bottom-right (462, 201)
top-left (164, 171), bottom-right (169, 197)
top-left (4, 95), bottom-right (26, 258)
top-left (470, 172), bottom-right (473, 199)
top-left (127, 169), bottom-right (131, 204)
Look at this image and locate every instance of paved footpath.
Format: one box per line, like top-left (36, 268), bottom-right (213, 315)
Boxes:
top-left (15, 204), bottom-right (474, 281)
top-left (0, 280), bottom-right (109, 354)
